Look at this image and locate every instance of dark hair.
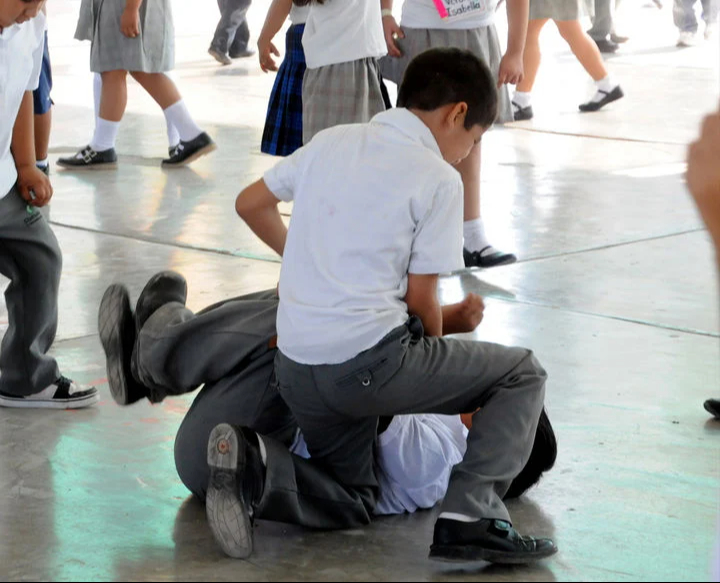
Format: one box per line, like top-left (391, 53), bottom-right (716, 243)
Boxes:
top-left (292, 0), bottom-right (326, 5)
top-left (397, 47), bottom-right (498, 130)
top-left (504, 407), bottom-right (557, 499)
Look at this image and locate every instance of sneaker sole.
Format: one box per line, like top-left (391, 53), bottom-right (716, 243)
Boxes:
top-left (206, 423), bottom-right (254, 559)
top-left (162, 143), bottom-right (218, 168)
top-left (0, 391), bottom-right (99, 410)
top-left (98, 285), bottom-right (133, 405)
top-left (429, 543), bottom-right (558, 565)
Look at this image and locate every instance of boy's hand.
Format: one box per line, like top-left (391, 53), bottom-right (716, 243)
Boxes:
top-left (258, 36), bottom-right (281, 72)
top-left (455, 293), bottom-right (485, 333)
top-left (383, 15), bottom-right (405, 58)
top-left (687, 110), bottom-right (720, 244)
top-left (497, 51), bottom-right (524, 87)
top-left (121, 8), bottom-right (140, 38)
top-left (17, 165), bottom-right (53, 207)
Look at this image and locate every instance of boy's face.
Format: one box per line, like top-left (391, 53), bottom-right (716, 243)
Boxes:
top-left (0, 0), bottom-right (44, 28)
top-left (435, 103), bottom-right (487, 166)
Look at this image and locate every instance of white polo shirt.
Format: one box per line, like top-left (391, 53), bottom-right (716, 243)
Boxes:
top-left (400, 0), bottom-right (498, 30)
top-left (263, 108), bottom-right (464, 365)
top-left (0, 12), bottom-right (45, 199)
top-left (302, 0), bottom-right (387, 69)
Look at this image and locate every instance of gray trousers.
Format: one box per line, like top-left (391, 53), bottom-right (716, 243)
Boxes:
top-left (0, 187), bottom-right (61, 396)
top-left (673, 0), bottom-right (719, 31)
top-left (210, 0), bottom-right (251, 54)
top-left (275, 317), bottom-right (547, 523)
top-left (134, 291), bottom-right (374, 529)
top-left (588, 0), bottom-right (620, 39)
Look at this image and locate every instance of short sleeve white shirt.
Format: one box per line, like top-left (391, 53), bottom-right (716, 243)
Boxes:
top-left (302, 0), bottom-right (387, 69)
top-left (0, 12), bottom-right (45, 198)
top-left (400, 0), bottom-right (499, 30)
top-left (263, 108), bottom-right (464, 365)
top-left (289, 4), bottom-right (310, 24)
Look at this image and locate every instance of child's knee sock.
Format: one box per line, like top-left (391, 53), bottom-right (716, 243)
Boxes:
top-left (163, 100), bottom-right (203, 143)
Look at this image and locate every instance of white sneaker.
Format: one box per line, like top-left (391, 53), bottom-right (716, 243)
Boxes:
top-left (705, 22), bottom-right (718, 40)
top-left (0, 376), bottom-right (99, 409)
top-left (677, 31), bottom-right (698, 47)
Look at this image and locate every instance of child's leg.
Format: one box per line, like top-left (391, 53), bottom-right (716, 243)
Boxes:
top-left (554, 20), bottom-right (608, 81)
top-left (91, 70), bottom-right (128, 151)
top-left (516, 19), bottom-right (548, 95)
top-left (0, 189), bottom-right (61, 397)
top-left (673, 0), bottom-right (700, 32)
top-left (34, 110), bottom-right (51, 166)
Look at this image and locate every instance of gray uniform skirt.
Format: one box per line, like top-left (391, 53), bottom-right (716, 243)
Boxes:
top-left (378, 25), bottom-right (513, 124)
top-left (529, 0), bottom-right (587, 21)
top-left (75, 0), bottom-right (175, 73)
top-left (302, 58), bottom-right (388, 144)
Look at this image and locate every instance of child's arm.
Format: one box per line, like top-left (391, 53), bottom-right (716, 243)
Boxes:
top-left (11, 92), bottom-right (52, 207)
top-left (235, 179), bottom-right (288, 257)
top-left (121, 0), bottom-right (143, 38)
top-left (497, 0), bottom-right (528, 87)
top-left (258, 0), bottom-right (293, 72)
top-left (441, 294), bottom-right (485, 336)
top-left (381, 0), bottom-right (405, 58)
top-left (405, 273), bottom-right (443, 337)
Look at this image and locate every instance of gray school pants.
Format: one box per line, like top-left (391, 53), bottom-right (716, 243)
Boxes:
top-left (210, 0), bottom-right (251, 54)
top-left (0, 187), bottom-right (61, 396)
top-left (275, 317), bottom-right (547, 523)
top-left (134, 291), bottom-right (375, 529)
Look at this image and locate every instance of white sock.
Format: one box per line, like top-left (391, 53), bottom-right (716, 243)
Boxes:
top-left (438, 512), bottom-right (479, 523)
top-left (463, 218), bottom-right (490, 253)
top-left (36, 158), bottom-right (48, 168)
top-left (257, 435), bottom-right (268, 466)
top-left (166, 120), bottom-right (180, 149)
top-left (512, 91), bottom-right (532, 108)
top-left (163, 100), bottom-right (202, 142)
top-left (93, 73), bottom-right (102, 120)
top-left (90, 118), bottom-right (120, 152)
top-left (592, 76), bottom-right (619, 102)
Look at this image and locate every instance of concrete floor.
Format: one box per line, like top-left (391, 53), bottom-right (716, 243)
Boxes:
top-left (1, 1), bottom-right (719, 581)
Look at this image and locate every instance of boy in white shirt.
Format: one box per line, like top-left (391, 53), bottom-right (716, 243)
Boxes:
top-left (222, 47), bottom-right (557, 564)
top-left (0, 0), bottom-right (98, 409)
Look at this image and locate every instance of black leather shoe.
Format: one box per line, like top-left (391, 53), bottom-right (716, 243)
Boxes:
top-left (206, 424), bottom-right (266, 559)
top-left (135, 271), bottom-right (188, 333)
top-left (579, 85), bottom-right (624, 112)
top-left (57, 145), bottom-right (117, 170)
top-left (504, 408), bottom-right (557, 499)
top-left (464, 247), bottom-right (517, 269)
top-left (98, 284), bottom-right (149, 405)
top-left (430, 518), bottom-right (558, 564)
top-left (704, 399), bottom-right (720, 419)
top-left (512, 103), bottom-right (534, 121)
top-left (161, 132), bottom-right (216, 168)
top-left (592, 37), bottom-right (619, 53)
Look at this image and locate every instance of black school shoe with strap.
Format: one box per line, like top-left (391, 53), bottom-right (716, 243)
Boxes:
top-left (464, 247), bottom-right (517, 269)
top-left (57, 145), bottom-right (118, 169)
top-left (206, 424), bottom-right (266, 559)
top-left (0, 376), bottom-right (99, 409)
top-left (579, 86), bottom-right (624, 112)
top-left (161, 132), bottom-right (217, 168)
top-left (430, 518), bottom-right (558, 564)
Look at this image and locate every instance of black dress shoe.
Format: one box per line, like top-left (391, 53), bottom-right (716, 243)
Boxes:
top-left (57, 145), bottom-right (117, 170)
top-left (161, 132), bottom-right (217, 168)
top-left (579, 85), bottom-right (624, 112)
top-left (464, 247), bottom-right (517, 269)
top-left (704, 399), bottom-right (720, 419)
top-left (135, 271), bottom-right (188, 333)
top-left (512, 103), bottom-right (534, 121)
top-left (592, 37), bottom-right (619, 53)
top-left (206, 424), bottom-right (266, 559)
top-left (98, 285), bottom-right (149, 406)
top-left (430, 518), bottom-right (558, 564)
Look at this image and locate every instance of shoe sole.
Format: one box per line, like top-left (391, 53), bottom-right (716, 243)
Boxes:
top-left (429, 543), bottom-right (558, 565)
top-left (162, 142), bottom-right (218, 168)
top-left (0, 391), bottom-right (99, 410)
top-left (57, 161), bottom-right (118, 171)
top-left (98, 285), bottom-right (133, 406)
top-left (206, 423), bottom-right (254, 559)
top-left (208, 49), bottom-right (232, 65)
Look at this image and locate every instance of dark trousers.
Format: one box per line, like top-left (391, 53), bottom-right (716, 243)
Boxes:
top-left (210, 0), bottom-right (252, 54)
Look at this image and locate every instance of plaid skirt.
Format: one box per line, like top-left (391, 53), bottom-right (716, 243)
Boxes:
top-left (261, 24), bottom-right (306, 157)
top-left (302, 57), bottom-right (389, 144)
top-left (378, 25), bottom-right (513, 124)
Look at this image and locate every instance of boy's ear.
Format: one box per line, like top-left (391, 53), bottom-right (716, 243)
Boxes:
top-left (448, 102), bottom-right (469, 129)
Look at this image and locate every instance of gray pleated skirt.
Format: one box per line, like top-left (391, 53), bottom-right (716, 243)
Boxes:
top-left (75, 0), bottom-right (174, 73)
top-left (529, 0), bottom-right (587, 21)
top-left (302, 57), bottom-right (388, 144)
top-left (378, 25), bottom-right (513, 124)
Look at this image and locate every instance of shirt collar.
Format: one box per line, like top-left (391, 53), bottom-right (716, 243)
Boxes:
top-left (370, 108), bottom-right (443, 159)
top-left (0, 23), bottom-right (21, 42)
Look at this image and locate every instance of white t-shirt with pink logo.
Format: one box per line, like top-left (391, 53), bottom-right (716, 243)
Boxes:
top-left (400, 0), bottom-right (499, 30)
